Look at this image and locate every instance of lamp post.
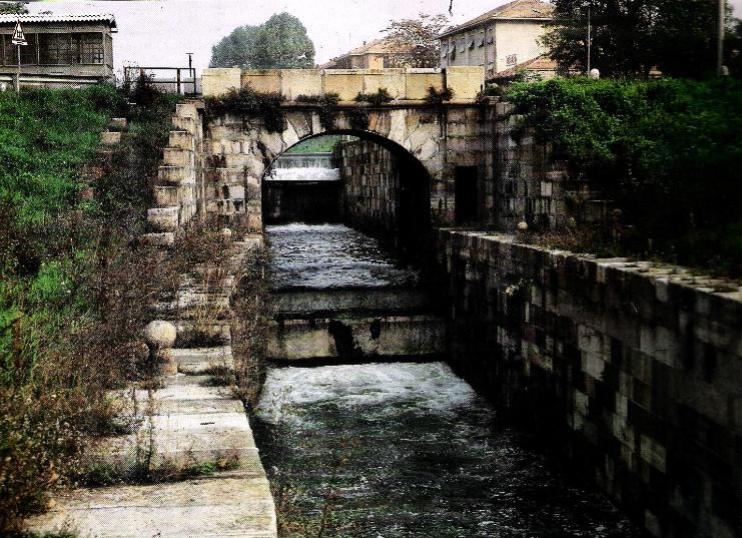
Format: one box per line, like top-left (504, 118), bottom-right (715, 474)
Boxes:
top-left (718, 0), bottom-right (726, 76)
top-left (586, 1), bottom-right (592, 75)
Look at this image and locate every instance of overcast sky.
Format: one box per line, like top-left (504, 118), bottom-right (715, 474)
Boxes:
top-left (30, 0), bottom-right (742, 76)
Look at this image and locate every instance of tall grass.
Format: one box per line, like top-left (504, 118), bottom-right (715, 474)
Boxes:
top-left (0, 84), bottom-right (179, 532)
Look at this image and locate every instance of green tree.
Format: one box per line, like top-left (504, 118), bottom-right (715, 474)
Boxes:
top-left (210, 12), bottom-right (315, 69)
top-left (252, 12), bottom-right (315, 69)
top-left (381, 13), bottom-right (449, 68)
top-left (543, 0), bottom-right (724, 78)
top-left (0, 2), bottom-right (28, 15)
top-left (209, 25), bottom-right (260, 68)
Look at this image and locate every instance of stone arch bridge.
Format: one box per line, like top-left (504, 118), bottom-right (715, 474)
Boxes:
top-left (146, 67), bottom-right (495, 245)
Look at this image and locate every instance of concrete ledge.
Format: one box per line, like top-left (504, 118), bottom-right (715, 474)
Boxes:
top-left (266, 315), bottom-right (446, 360)
top-left (271, 288), bottom-right (436, 316)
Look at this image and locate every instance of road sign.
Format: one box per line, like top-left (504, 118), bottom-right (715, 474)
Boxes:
top-left (12, 20), bottom-right (26, 46)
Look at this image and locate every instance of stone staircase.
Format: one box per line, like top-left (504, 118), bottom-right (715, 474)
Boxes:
top-left (27, 228), bottom-right (276, 537)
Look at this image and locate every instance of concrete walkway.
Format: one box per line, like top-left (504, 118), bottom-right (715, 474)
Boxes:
top-left (27, 238), bottom-right (276, 538)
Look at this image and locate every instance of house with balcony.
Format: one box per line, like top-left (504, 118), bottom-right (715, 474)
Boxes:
top-left (0, 13), bottom-right (116, 88)
top-left (438, 0), bottom-right (553, 80)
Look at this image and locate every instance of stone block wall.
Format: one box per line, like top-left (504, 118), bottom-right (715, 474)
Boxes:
top-left (439, 229), bottom-right (742, 538)
top-left (481, 98), bottom-right (604, 232)
top-left (201, 66), bottom-right (484, 102)
top-left (145, 102), bottom-right (204, 245)
top-left (339, 138), bottom-right (400, 239)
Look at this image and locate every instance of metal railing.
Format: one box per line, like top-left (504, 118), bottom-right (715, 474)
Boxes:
top-left (123, 66), bottom-right (198, 95)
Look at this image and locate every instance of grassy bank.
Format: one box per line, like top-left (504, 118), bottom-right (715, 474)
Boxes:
top-left (507, 77), bottom-right (742, 276)
top-left (0, 84), bottom-right (179, 532)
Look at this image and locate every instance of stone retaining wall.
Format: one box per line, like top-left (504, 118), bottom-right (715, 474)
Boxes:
top-left (339, 138), bottom-right (400, 239)
top-left (439, 229), bottom-right (742, 538)
top-left (481, 98), bottom-right (605, 232)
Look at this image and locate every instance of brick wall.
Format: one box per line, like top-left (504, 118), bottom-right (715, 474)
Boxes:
top-left (440, 229), bottom-right (742, 538)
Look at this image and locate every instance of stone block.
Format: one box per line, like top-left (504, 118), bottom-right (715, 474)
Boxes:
top-left (280, 69), bottom-right (322, 100)
top-left (201, 67), bottom-right (241, 97)
top-left (405, 68), bottom-right (443, 100)
top-left (140, 232), bottom-right (175, 247)
top-left (172, 115), bottom-right (197, 135)
top-left (108, 117), bottom-right (128, 131)
top-left (100, 130), bottom-right (121, 146)
top-left (147, 206), bottom-right (180, 232)
top-left (362, 69), bottom-right (406, 100)
top-left (241, 69), bottom-right (282, 94)
top-left (168, 130), bottom-right (194, 151)
top-left (154, 186), bottom-right (179, 207)
top-left (163, 148), bottom-right (193, 167)
top-left (175, 102), bottom-right (199, 119)
top-left (158, 165), bottom-right (193, 185)
top-left (323, 70), bottom-right (365, 101)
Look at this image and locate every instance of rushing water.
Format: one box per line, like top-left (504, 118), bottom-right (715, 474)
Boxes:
top-left (266, 223), bottom-right (419, 290)
top-left (257, 224), bottom-right (641, 537)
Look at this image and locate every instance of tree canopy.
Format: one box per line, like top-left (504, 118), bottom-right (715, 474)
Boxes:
top-left (381, 13), bottom-right (449, 68)
top-left (543, 0), bottom-right (724, 79)
top-left (210, 12), bottom-right (315, 69)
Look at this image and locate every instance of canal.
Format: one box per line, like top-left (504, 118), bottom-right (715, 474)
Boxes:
top-left (254, 224), bottom-right (641, 537)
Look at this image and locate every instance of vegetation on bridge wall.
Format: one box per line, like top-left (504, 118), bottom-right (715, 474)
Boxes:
top-left (507, 77), bottom-right (742, 277)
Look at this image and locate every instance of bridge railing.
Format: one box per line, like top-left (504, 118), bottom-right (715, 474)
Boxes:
top-left (201, 67), bottom-right (484, 102)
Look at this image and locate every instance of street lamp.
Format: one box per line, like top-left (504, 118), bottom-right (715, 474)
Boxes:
top-left (718, 0), bottom-right (726, 76)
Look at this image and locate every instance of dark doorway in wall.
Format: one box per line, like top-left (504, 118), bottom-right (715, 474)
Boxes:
top-left (455, 166), bottom-right (478, 225)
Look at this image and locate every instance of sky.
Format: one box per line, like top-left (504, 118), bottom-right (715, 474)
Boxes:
top-left (27, 0), bottom-right (742, 77)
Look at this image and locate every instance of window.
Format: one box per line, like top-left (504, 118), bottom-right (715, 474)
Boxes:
top-left (37, 32), bottom-right (104, 65)
top-left (19, 34), bottom-right (37, 65)
top-left (79, 33), bottom-right (103, 64)
top-left (39, 34), bottom-right (73, 64)
top-left (2, 35), bottom-right (13, 66)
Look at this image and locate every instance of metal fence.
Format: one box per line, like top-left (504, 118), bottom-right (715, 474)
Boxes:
top-left (123, 66), bottom-right (199, 96)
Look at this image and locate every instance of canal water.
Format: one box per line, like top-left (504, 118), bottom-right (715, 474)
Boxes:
top-left (256, 224), bottom-right (641, 538)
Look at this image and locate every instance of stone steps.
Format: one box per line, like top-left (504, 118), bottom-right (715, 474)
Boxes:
top-left (28, 475), bottom-right (275, 538)
top-left (27, 235), bottom-right (276, 537)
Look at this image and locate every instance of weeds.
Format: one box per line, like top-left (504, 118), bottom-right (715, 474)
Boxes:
top-left (0, 83), bottom-right (181, 532)
top-left (296, 93), bottom-right (340, 130)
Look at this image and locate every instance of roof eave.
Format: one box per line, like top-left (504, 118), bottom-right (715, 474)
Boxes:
top-left (439, 16), bottom-right (553, 39)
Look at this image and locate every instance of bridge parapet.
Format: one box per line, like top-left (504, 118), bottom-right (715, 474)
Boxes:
top-left (202, 66), bottom-right (484, 102)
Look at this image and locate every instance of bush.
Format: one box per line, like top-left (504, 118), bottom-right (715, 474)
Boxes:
top-left (507, 77), bottom-right (742, 276)
top-left (0, 86), bottom-right (181, 532)
top-left (205, 85), bottom-right (286, 133)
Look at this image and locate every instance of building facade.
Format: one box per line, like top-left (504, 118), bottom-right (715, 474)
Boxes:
top-left (0, 14), bottom-right (116, 88)
top-left (439, 0), bottom-right (553, 80)
top-left (321, 38), bottom-right (411, 70)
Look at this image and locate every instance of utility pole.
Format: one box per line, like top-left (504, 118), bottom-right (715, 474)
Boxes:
top-left (718, 0), bottom-right (726, 75)
top-left (586, 2), bottom-right (592, 75)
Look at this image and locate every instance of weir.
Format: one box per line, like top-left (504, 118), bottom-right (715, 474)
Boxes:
top-left (255, 222), bottom-right (642, 536)
top-left (264, 223), bottom-right (445, 362)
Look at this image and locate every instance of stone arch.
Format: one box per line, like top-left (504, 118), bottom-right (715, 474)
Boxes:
top-left (204, 106), bottom-right (444, 247)
top-left (260, 128), bottom-right (434, 253)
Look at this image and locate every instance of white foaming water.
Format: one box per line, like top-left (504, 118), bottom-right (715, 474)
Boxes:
top-left (266, 168), bottom-right (340, 182)
top-left (256, 362), bottom-right (481, 426)
top-left (266, 223), bottom-right (419, 289)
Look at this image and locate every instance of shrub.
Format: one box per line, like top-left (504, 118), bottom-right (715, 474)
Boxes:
top-left (507, 77), bottom-right (742, 276)
top-left (205, 85), bottom-right (286, 133)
